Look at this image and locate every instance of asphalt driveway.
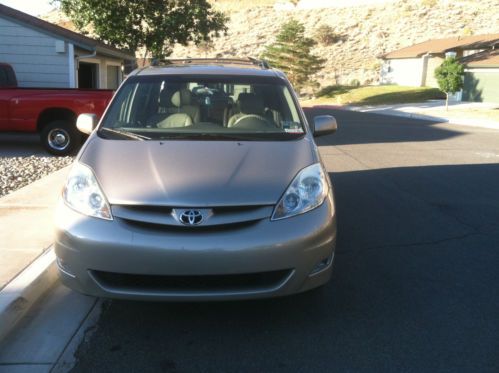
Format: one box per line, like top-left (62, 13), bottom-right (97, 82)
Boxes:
top-left (70, 110), bottom-right (499, 372)
top-left (0, 133), bottom-right (45, 157)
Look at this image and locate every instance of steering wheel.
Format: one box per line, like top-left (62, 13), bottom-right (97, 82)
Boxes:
top-left (232, 115), bottom-right (274, 129)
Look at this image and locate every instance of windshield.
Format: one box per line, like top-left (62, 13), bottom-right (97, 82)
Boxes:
top-left (98, 75), bottom-right (305, 141)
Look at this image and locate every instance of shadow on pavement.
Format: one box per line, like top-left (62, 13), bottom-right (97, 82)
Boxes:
top-left (1, 108), bottom-right (463, 158)
top-left (304, 108), bottom-right (463, 146)
top-left (72, 162), bottom-right (499, 373)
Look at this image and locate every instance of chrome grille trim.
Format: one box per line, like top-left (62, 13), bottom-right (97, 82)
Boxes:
top-left (111, 204), bottom-right (274, 227)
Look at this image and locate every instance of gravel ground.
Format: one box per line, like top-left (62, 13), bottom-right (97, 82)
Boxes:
top-left (0, 156), bottom-right (74, 198)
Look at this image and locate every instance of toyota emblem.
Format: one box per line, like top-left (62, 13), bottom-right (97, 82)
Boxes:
top-left (179, 210), bottom-right (203, 225)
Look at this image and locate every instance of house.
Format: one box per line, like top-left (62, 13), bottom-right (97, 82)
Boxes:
top-left (0, 4), bottom-right (135, 89)
top-left (380, 34), bottom-right (499, 89)
top-left (460, 49), bottom-right (499, 103)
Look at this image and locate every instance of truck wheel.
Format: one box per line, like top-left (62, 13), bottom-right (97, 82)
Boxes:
top-left (41, 120), bottom-right (81, 156)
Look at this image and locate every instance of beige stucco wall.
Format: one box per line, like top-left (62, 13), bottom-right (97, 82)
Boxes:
top-left (74, 48), bottom-right (123, 89)
top-left (424, 56), bottom-right (444, 88)
top-left (380, 58), bottom-right (424, 86)
top-left (382, 51), bottom-right (466, 88)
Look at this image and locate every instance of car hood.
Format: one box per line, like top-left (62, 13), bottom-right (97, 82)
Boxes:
top-left (80, 136), bottom-right (317, 207)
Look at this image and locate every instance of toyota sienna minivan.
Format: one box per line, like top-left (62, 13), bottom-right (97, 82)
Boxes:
top-left (54, 58), bottom-right (337, 301)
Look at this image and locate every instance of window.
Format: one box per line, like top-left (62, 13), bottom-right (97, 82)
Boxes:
top-left (99, 75), bottom-right (305, 141)
top-left (106, 65), bottom-right (121, 90)
top-left (0, 65), bottom-right (17, 87)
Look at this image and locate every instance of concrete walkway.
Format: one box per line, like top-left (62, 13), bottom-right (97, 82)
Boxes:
top-left (0, 283), bottom-right (100, 373)
top-left (0, 167), bottom-right (69, 290)
top-left (0, 164), bottom-right (103, 372)
top-left (348, 100), bottom-right (499, 129)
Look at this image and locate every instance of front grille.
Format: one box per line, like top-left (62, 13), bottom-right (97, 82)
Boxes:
top-left (91, 269), bottom-right (292, 293)
top-left (114, 205), bottom-right (173, 215)
top-left (118, 217), bottom-right (259, 233)
top-left (111, 204), bottom-right (274, 228)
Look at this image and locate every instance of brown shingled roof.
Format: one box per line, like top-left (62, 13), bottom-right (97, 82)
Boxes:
top-left (0, 3), bottom-right (135, 61)
top-left (383, 34), bottom-right (499, 59)
top-left (460, 49), bottom-right (499, 67)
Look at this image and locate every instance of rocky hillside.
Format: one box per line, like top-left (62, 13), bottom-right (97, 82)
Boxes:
top-left (43, 0), bottom-right (499, 88)
top-left (174, 0), bottom-right (499, 87)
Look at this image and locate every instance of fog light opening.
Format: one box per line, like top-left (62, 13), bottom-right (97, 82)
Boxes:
top-left (57, 257), bottom-right (76, 278)
top-left (310, 252), bottom-right (334, 275)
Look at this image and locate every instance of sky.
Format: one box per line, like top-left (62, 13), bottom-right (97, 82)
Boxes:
top-left (0, 0), bottom-right (55, 16)
top-left (0, 0), bottom-right (396, 16)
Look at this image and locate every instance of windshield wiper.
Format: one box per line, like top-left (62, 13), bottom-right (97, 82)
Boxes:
top-left (99, 128), bottom-right (151, 141)
top-left (160, 133), bottom-right (271, 141)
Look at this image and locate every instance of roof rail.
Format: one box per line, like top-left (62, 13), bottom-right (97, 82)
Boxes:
top-left (150, 57), bottom-right (271, 69)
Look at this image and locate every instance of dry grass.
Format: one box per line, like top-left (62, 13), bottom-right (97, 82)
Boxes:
top-left (301, 85), bottom-right (445, 106)
top-left (210, 0), bottom-right (276, 11)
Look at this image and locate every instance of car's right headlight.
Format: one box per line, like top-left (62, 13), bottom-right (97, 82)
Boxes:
top-left (62, 162), bottom-right (112, 220)
top-left (272, 163), bottom-right (328, 221)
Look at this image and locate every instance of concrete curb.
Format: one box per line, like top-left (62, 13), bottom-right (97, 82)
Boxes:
top-left (345, 107), bottom-right (499, 130)
top-left (0, 247), bottom-right (58, 342)
top-left (358, 109), bottom-right (449, 123)
top-left (51, 298), bottom-right (103, 373)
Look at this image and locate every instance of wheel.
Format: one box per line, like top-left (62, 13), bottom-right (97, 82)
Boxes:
top-left (40, 120), bottom-right (81, 156)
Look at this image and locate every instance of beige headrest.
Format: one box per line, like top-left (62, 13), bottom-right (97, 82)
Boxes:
top-left (171, 91), bottom-right (181, 108)
top-left (171, 89), bottom-right (193, 108)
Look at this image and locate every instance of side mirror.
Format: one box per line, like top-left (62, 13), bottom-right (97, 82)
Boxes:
top-left (76, 113), bottom-right (98, 135)
top-left (313, 115), bottom-right (337, 137)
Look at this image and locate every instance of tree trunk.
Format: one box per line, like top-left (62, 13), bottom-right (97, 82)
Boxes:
top-left (446, 92), bottom-right (449, 111)
top-left (142, 48), bottom-right (149, 67)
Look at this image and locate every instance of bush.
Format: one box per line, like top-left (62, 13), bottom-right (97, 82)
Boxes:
top-left (462, 27), bottom-right (474, 36)
top-left (434, 57), bottom-right (465, 109)
top-left (350, 79), bottom-right (361, 87)
top-left (315, 25), bottom-right (341, 46)
top-left (421, 0), bottom-right (438, 7)
top-left (316, 85), bottom-right (351, 98)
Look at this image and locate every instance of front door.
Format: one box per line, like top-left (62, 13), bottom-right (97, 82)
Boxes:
top-left (78, 62), bottom-right (99, 89)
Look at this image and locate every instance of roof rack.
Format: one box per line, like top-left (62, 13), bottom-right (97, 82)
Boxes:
top-left (150, 57), bottom-right (271, 69)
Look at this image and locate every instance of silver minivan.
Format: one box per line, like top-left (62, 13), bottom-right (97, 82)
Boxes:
top-left (55, 59), bottom-right (337, 301)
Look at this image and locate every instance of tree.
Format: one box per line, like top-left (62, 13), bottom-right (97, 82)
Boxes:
top-left (261, 19), bottom-right (325, 90)
top-left (434, 57), bottom-right (465, 110)
top-left (55, 0), bottom-right (227, 62)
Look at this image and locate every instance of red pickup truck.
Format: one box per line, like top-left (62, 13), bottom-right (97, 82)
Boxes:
top-left (0, 63), bottom-right (113, 155)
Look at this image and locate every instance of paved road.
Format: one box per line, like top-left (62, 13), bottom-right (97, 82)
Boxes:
top-left (70, 110), bottom-right (499, 372)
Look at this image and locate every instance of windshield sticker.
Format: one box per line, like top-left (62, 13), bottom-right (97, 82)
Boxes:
top-left (284, 128), bottom-right (304, 133)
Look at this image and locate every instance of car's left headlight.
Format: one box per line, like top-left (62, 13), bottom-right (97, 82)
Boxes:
top-left (62, 162), bottom-right (112, 220)
top-left (272, 163), bottom-right (329, 220)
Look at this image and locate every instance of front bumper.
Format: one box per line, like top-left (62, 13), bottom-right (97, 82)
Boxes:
top-left (54, 196), bottom-right (336, 301)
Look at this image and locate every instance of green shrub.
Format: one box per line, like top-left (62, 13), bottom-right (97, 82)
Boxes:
top-left (316, 85), bottom-right (351, 98)
top-left (350, 79), bottom-right (361, 87)
top-left (434, 57), bottom-right (465, 109)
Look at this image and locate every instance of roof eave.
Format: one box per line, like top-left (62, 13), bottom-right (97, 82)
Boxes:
top-left (466, 64), bottom-right (499, 68)
top-left (95, 46), bottom-right (136, 61)
top-left (0, 5), bottom-right (135, 61)
top-left (382, 54), bottom-right (424, 59)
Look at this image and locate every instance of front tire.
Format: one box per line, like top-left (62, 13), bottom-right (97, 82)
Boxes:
top-left (41, 120), bottom-right (81, 156)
